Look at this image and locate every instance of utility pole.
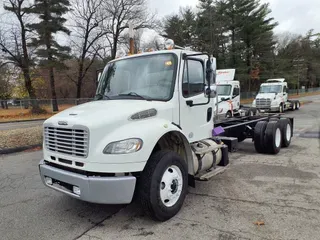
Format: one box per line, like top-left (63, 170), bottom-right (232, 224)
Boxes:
top-left (129, 23), bottom-right (134, 55)
top-left (293, 59), bottom-right (304, 95)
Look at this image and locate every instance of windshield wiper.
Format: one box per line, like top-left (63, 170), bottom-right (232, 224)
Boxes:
top-left (118, 92), bottom-right (151, 101)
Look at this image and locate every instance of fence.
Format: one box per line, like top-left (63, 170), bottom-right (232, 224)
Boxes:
top-left (1, 87), bottom-right (320, 113)
top-left (0, 98), bottom-right (93, 112)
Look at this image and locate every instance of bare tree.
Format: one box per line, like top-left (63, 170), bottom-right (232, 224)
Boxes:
top-left (0, 0), bottom-right (43, 113)
top-left (101, 0), bottom-right (157, 59)
top-left (69, 0), bottom-right (109, 98)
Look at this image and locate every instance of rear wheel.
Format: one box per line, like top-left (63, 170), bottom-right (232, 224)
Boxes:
top-left (264, 121), bottom-right (282, 154)
top-left (138, 150), bottom-right (188, 222)
top-left (254, 121), bottom-right (268, 153)
top-left (279, 118), bottom-right (293, 147)
top-left (296, 101), bottom-right (300, 110)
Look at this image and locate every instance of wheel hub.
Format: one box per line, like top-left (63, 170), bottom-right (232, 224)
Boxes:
top-left (275, 128), bottom-right (281, 148)
top-left (160, 165), bottom-right (183, 207)
top-left (286, 123), bottom-right (291, 141)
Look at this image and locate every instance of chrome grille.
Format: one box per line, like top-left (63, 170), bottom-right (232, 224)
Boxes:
top-left (44, 127), bottom-right (89, 158)
top-left (256, 98), bottom-right (271, 108)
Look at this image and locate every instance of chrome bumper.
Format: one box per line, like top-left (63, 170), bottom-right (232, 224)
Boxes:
top-left (39, 160), bottom-right (136, 204)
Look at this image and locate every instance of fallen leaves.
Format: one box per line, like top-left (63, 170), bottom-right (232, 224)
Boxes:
top-left (0, 126), bottom-right (43, 150)
top-left (254, 221), bottom-right (265, 226)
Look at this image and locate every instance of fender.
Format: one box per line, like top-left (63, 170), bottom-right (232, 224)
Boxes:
top-left (93, 118), bottom-right (194, 172)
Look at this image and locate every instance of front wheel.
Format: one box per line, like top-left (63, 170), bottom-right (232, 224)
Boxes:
top-left (138, 150), bottom-right (188, 222)
top-left (279, 104), bottom-right (284, 113)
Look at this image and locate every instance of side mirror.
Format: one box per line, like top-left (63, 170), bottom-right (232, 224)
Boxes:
top-left (205, 85), bottom-right (217, 98)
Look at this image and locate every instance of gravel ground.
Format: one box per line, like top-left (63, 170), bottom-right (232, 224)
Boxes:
top-left (0, 126), bottom-right (43, 150)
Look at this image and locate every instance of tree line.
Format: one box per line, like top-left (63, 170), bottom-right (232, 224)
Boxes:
top-left (0, 0), bottom-right (156, 112)
top-left (0, 0), bottom-right (319, 112)
top-left (163, 0), bottom-right (320, 92)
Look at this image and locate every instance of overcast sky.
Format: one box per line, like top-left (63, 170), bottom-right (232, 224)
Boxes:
top-left (148, 0), bottom-right (320, 35)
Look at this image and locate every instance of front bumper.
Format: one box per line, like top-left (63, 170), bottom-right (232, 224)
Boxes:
top-left (39, 160), bottom-right (136, 204)
top-left (257, 106), bottom-right (279, 112)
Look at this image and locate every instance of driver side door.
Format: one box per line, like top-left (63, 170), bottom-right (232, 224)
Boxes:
top-left (231, 85), bottom-right (240, 111)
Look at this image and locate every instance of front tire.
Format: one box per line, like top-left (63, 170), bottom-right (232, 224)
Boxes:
top-left (279, 104), bottom-right (284, 113)
top-left (138, 150), bottom-right (188, 222)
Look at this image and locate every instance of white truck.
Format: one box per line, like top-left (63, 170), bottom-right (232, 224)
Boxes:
top-left (252, 78), bottom-right (300, 113)
top-left (215, 69), bottom-right (258, 120)
top-left (39, 41), bottom-right (295, 222)
top-left (215, 69), bottom-right (240, 119)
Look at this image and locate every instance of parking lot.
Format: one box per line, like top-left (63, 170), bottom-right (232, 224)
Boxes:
top-left (1, 95), bottom-right (320, 240)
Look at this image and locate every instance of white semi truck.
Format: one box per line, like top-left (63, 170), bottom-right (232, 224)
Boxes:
top-left (252, 78), bottom-right (301, 113)
top-left (39, 41), bottom-right (295, 221)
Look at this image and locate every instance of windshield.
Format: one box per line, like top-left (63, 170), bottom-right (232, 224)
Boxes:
top-left (259, 85), bottom-right (282, 93)
top-left (217, 85), bottom-right (232, 96)
top-left (95, 53), bottom-right (177, 101)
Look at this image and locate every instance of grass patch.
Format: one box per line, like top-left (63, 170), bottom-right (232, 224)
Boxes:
top-left (0, 104), bottom-right (74, 123)
top-left (0, 126), bottom-right (43, 150)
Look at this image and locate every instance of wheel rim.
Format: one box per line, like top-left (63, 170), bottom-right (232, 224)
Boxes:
top-left (297, 102), bottom-right (300, 108)
top-left (250, 111), bottom-right (254, 116)
top-left (286, 123), bottom-right (291, 141)
top-left (275, 128), bottom-right (281, 148)
top-left (160, 165), bottom-right (183, 207)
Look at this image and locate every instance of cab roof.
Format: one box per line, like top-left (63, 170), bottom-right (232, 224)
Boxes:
top-left (266, 78), bottom-right (285, 83)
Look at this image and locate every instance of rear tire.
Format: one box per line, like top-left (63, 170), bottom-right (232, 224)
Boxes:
top-left (264, 121), bottom-right (282, 154)
top-left (254, 121), bottom-right (268, 153)
top-left (279, 118), bottom-right (292, 147)
top-left (138, 150), bottom-right (188, 222)
top-left (295, 101), bottom-right (300, 110)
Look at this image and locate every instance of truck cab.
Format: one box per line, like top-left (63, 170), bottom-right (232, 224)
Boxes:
top-left (252, 78), bottom-right (291, 113)
top-left (39, 41), bottom-right (230, 221)
top-left (215, 69), bottom-right (240, 119)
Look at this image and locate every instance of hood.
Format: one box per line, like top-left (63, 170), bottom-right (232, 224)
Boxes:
top-left (256, 93), bottom-right (277, 99)
top-left (44, 100), bottom-right (173, 130)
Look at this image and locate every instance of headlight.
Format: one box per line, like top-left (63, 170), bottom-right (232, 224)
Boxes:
top-left (103, 138), bottom-right (143, 154)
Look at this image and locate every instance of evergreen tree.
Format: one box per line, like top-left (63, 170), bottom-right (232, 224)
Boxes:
top-left (163, 7), bottom-right (196, 48)
top-left (27, 0), bottom-right (71, 112)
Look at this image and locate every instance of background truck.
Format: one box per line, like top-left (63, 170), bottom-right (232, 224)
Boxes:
top-left (252, 78), bottom-right (301, 113)
top-left (215, 69), bottom-right (240, 119)
top-left (215, 69), bottom-right (258, 120)
top-left (39, 40), bottom-right (295, 222)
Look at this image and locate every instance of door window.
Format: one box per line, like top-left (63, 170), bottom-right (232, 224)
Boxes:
top-left (182, 60), bottom-right (205, 98)
top-left (232, 86), bottom-right (240, 98)
top-left (283, 86), bottom-right (287, 93)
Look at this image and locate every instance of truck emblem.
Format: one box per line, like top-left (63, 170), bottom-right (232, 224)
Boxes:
top-left (58, 121), bottom-right (68, 126)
